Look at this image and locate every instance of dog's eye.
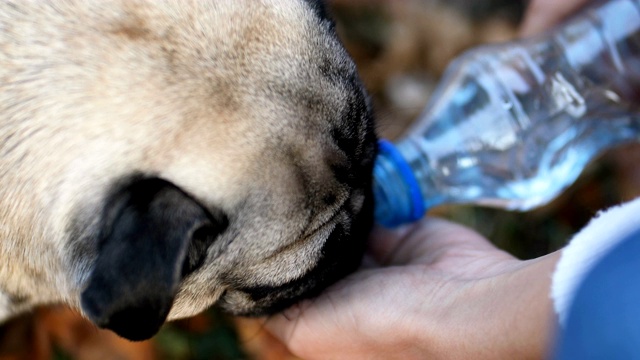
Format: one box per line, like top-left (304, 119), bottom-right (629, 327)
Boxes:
top-left (326, 131), bottom-right (354, 186)
top-left (330, 126), bottom-right (357, 158)
top-left (329, 158), bottom-right (353, 187)
top-left (333, 82), bottom-right (373, 155)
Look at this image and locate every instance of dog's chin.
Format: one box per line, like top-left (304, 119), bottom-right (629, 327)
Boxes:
top-left (218, 192), bottom-right (374, 317)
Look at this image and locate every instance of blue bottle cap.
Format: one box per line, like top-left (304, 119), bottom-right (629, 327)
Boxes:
top-left (377, 139), bottom-right (426, 223)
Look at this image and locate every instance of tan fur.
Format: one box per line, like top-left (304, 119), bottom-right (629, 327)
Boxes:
top-left (0, 0), bottom-right (374, 326)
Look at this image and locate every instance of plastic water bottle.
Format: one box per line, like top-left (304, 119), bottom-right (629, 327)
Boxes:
top-left (374, 0), bottom-right (640, 227)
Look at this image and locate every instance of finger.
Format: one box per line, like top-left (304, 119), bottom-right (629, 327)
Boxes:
top-left (368, 216), bottom-right (497, 266)
top-left (264, 295), bottom-right (360, 358)
top-left (520, 0), bottom-right (590, 37)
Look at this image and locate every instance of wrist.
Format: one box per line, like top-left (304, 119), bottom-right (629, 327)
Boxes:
top-left (498, 252), bottom-right (560, 359)
top-left (409, 252), bottom-right (560, 359)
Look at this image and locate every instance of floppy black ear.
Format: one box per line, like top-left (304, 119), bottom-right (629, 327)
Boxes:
top-left (81, 178), bottom-right (227, 341)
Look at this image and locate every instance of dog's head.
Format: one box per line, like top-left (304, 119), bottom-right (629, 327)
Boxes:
top-left (0, 0), bottom-right (376, 341)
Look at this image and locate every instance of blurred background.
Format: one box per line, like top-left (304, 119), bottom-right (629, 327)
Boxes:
top-left (2, 0), bottom-right (640, 358)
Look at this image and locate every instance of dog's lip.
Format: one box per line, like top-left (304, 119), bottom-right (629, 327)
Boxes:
top-left (224, 198), bottom-right (349, 292)
top-left (259, 212), bottom-right (338, 266)
top-left (222, 202), bottom-right (366, 316)
top-left (303, 194), bottom-right (351, 238)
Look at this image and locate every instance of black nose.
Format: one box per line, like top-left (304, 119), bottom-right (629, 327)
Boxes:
top-left (81, 177), bottom-right (228, 341)
top-left (84, 298), bottom-right (169, 341)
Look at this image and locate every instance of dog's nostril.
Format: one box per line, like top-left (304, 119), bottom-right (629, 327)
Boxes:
top-left (181, 224), bottom-right (220, 276)
top-left (181, 209), bottom-right (228, 277)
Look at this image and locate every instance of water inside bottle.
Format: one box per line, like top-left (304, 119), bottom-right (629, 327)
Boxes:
top-left (374, 0), bottom-right (640, 227)
top-left (399, 44), bottom-right (640, 211)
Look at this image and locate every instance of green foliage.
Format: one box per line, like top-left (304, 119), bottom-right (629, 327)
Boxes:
top-left (155, 309), bottom-right (248, 360)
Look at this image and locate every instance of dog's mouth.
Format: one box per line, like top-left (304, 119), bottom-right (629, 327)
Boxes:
top-left (217, 187), bottom-right (375, 317)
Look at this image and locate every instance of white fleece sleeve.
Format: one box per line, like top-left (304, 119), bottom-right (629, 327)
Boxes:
top-left (552, 197), bottom-right (640, 325)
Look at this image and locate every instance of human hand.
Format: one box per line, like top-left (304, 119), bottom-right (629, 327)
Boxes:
top-left (520, 0), bottom-right (591, 37)
top-left (265, 217), bottom-right (559, 359)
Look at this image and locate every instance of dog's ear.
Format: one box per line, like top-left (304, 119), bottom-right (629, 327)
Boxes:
top-left (81, 178), bottom-right (227, 341)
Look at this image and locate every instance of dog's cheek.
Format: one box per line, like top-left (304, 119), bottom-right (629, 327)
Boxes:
top-left (80, 178), bottom-right (227, 341)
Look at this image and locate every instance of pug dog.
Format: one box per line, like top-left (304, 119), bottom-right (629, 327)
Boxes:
top-left (0, 0), bottom-right (377, 341)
